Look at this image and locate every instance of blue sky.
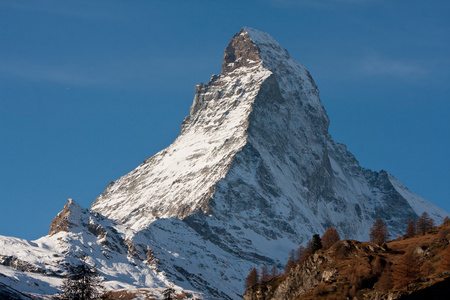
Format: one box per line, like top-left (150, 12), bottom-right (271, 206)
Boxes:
top-left (1, 0), bottom-right (449, 240)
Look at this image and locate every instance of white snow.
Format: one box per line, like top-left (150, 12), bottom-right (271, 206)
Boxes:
top-left (388, 173), bottom-right (449, 220)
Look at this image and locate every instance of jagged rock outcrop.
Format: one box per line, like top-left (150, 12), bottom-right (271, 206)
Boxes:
top-left (0, 255), bottom-right (45, 274)
top-left (49, 199), bottom-right (82, 235)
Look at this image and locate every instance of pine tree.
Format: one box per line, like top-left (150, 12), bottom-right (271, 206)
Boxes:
top-left (417, 212), bottom-right (431, 235)
top-left (284, 249), bottom-right (296, 274)
top-left (348, 285), bottom-right (357, 298)
top-left (311, 234), bottom-right (322, 254)
top-left (304, 241), bottom-right (312, 258)
top-left (369, 218), bottom-right (389, 244)
top-left (420, 261), bottom-right (434, 276)
top-left (405, 220), bottom-right (416, 238)
top-left (260, 265), bottom-right (270, 282)
top-left (438, 227), bottom-right (450, 244)
top-left (377, 266), bottom-right (393, 291)
top-left (162, 285), bottom-right (176, 300)
top-left (59, 257), bottom-right (104, 300)
top-left (371, 255), bottom-right (385, 275)
top-left (392, 249), bottom-right (420, 290)
top-left (244, 267), bottom-right (259, 288)
top-left (321, 227), bottom-right (340, 250)
top-left (443, 216), bottom-right (450, 225)
top-left (296, 246), bottom-right (304, 263)
top-left (427, 218), bottom-right (435, 232)
top-left (442, 246), bottom-right (450, 271)
top-left (269, 266), bottom-right (278, 280)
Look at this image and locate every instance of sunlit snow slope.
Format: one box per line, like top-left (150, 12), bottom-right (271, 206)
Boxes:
top-left (92, 27), bottom-right (447, 239)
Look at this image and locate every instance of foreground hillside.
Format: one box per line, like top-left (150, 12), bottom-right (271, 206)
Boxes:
top-left (244, 221), bottom-right (450, 300)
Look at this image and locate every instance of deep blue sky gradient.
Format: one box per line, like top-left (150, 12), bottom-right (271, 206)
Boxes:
top-left (1, 0), bottom-right (449, 240)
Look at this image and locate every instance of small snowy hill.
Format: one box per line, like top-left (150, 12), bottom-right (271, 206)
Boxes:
top-left (1, 28), bottom-right (448, 299)
top-left (1, 199), bottom-right (192, 298)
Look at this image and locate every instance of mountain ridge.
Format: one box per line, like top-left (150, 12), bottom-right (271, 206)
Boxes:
top-left (91, 27), bottom-right (447, 240)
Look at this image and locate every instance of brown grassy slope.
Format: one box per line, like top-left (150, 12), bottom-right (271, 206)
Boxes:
top-left (244, 222), bottom-right (450, 300)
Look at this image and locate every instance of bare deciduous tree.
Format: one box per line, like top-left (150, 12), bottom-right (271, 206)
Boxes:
top-left (369, 219), bottom-right (389, 244)
top-left (321, 227), bottom-right (340, 250)
top-left (392, 249), bottom-right (420, 290)
top-left (417, 212), bottom-right (432, 235)
top-left (405, 220), bottom-right (416, 238)
top-left (269, 265), bottom-right (278, 281)
top-left (442, 246), bottom-right (450, 271)
top-left (260, 265), bottom-right (270, 282)
top-left (284, 249), bottom-right (296, 274)
top-left (244, 267), bottom-right (259, 288)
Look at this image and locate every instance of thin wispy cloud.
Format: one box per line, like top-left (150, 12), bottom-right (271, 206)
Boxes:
top-left (0, 59), bottom-right (111, 87)
top-left (268, 0), bottom-right (386, 8)
top-left (356, 54), bottom-right (427, 79)
top-left (0, 0), bottom-right (124, 20)
top-left (0, 54), bottom-right (217, 90)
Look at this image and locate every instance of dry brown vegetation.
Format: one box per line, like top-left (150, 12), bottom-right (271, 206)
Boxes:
top-left (103, 289), bottom-right (157, 300)
top-left (103, 289), bottom-right (192, 300)
top-left (310, 222), bottom-right (449, 299)
top-left (245, 220), bottom-right (450, 300)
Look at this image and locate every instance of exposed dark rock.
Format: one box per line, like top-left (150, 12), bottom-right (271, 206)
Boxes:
top-left (0, 255), bottom-right (45, 274)
top-left (48, 199), bottom-right (73, 235)
top-left (0, 282), bottom-right (33, 300)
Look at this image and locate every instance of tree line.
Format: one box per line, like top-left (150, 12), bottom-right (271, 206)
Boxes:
top-left (245, 227), bottom-right (341, 288)
top-left (245, 212), bottom-right (450, 290)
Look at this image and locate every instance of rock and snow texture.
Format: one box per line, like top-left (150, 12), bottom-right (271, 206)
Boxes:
top-left (91, 27), bottom-right (447, 241)
top-left (0, 199), bottom-right (199, 299)
top-left (1, 28), bottom-right (448, 299)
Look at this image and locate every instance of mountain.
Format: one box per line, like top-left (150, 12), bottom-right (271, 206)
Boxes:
top-left (0, 27), bottom-right (448, 299)
top-left (91, 26), bottom-right (447, 245)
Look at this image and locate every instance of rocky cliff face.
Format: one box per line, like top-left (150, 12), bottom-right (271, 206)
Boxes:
top-left (0, 27), bottom-right (448, 300)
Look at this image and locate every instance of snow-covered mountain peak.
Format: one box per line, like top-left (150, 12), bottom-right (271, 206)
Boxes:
top-left (90, 28), bottom-right (448, 238)
top-left (48, 199), bottom-right (88, 235)
top-left (221, 28), bottom-right (263, 74)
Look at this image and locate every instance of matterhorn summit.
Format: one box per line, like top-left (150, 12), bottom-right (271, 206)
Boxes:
top-left (0, 28), bottom-right (448, 299)
top-left (92, 27), bottom-right (445, 240)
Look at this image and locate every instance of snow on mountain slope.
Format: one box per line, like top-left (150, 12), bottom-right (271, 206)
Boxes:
top-left (91, 35), bottom-right (273, 230)
top-left (92, 27), bottom-right (448, 240)
top-left (387, 173), bottom-right (447, 220)
top-left (1, 28), bottom-right (448, 299)
top-left (90, 27), bottom-right (448, 297)
top-left (0, 199), bottom-right (199, 298)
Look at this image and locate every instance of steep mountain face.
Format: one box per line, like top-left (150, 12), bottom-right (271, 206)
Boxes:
top-left (92, 27), bottom-right (446, 242)
top-left (0, 28), bottom-right (448, 299)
